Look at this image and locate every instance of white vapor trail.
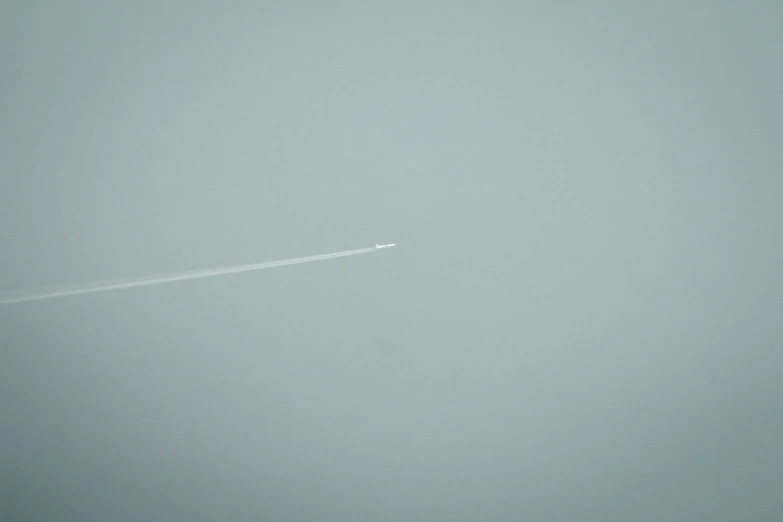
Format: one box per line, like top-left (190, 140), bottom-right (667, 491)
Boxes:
top-left (0, 246), bottom-right (384, 305)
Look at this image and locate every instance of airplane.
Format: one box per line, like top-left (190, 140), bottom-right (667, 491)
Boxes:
top-left (376, 243), bottom-right (396, 248)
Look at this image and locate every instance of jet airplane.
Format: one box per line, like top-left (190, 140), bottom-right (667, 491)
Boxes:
top-left (375, 243), bottom-right (396, 248)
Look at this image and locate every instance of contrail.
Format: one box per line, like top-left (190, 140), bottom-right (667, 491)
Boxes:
top-left (0, 246), bottom-right (389, 305)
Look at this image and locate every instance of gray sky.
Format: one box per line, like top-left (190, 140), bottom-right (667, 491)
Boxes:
top-left (2, 2), bottom-right (782, 520)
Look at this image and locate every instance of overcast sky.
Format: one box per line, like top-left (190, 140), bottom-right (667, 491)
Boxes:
top-left (2, 2), bottom-right (782, 521)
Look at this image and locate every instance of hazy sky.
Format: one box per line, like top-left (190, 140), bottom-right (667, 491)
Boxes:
top-left (2, 2), bottom-right (782, 521)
